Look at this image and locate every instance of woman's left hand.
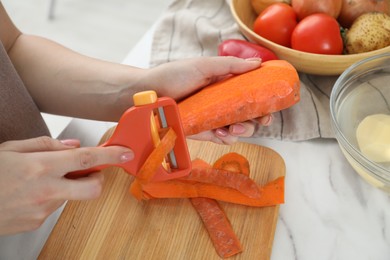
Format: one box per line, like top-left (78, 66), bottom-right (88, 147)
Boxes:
top-left (145, 56), bottom-right (273, 144)
top-left (189, 115), bottom-right (272, 145)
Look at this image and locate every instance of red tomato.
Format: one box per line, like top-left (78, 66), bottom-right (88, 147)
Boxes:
top-left (253, 3), bottom-right (297, 47)
top-left (218, 39), bottom-right (278, 61)
top-left (291, 13), bottom-right (343, 55)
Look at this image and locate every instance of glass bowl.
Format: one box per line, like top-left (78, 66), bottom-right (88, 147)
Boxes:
top-left (330, 53), bottom-right (390, 192)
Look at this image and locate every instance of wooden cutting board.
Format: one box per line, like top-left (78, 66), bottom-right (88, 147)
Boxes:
top-left (39, 129), bottom-right (285, 260)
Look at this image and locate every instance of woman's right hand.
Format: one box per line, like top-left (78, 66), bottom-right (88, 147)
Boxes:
top-left (0, 136), bottom-right (134, 235)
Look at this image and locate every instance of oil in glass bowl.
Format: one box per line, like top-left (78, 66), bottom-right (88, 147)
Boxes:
top-left (331, 53), bottom-right (390, 192)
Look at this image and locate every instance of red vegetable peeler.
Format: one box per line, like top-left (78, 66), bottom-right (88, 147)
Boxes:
top-left (66, 90), bottom-right (191, 182)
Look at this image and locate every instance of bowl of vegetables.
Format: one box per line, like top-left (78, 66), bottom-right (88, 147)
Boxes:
top-left (330, 52), bottom-right (390, 192)
top-left (231, 0), bottom-right (390, 75)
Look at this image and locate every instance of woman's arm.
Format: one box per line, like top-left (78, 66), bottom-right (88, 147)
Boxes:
top-left (9, 34), bottom-right (144, 121)
top-left (1, 3), bottom-right (268, 145)
top-left (1, 3), bottom-right (143, 121)
top-left (0, 3), bottom-right (20, 51)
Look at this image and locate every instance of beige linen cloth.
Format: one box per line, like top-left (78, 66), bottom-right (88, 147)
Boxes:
top-left (150, 0), bottom-right (338, 141)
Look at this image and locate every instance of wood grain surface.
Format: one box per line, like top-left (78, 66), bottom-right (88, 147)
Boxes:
top-left (39, 129), bottom-right (285, 260)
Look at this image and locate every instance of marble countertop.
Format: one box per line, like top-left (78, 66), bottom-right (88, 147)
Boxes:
top-left (58, 24), bottom-right (390, 260)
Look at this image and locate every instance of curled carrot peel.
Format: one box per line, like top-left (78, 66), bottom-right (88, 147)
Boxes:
top-left (129, 127), bottom-right (177, 200)
top-left (180, 160), bottom-right (260, 199)
top-left (139, 154), bottom-right (284, 206)
top-left (190, 153), bottom-right (250, 258)
top-left (212, 152), bottom-right (250, 176)
top-left (140, 155), bottom-right (284, 207)
top-left (130, 149), bottom-right (283, 258)
top-left (142, 175), bottom-right (284, 207)
top-left (190, 198), bottom-right (242, 258)
top-left (136, 127), bottom-right (177, 184)
top-left (129, 179), bottom-right (144, 201)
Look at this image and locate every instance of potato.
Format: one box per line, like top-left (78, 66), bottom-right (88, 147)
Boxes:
top-left (346, 12), bottom-right (390, 54)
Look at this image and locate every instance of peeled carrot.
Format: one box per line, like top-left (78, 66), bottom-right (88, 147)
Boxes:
top-left (178, 59), bottom-right (300, 135)
top-left (190, 198), bottom-right (242, 258)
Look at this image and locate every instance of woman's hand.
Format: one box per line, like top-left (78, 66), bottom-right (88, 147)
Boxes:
top-left (189, 115), bottom-right (273, 145)
top-left (0, 136), bottom-right (134, 235)
top-left (145, 56), bottom-right (273, 144)
top-left (145, 56), bottom-right (262, 100)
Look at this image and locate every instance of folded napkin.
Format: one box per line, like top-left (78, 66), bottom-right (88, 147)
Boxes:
top-left (150, 0), bottom-right (338, 141)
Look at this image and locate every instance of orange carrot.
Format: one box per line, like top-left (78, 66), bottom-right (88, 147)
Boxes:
top-left (190, 198), bottom-right (242, 258)
top-left (182, 159), bottom-right (260, 199)
top-left (178, 60), bottom-right (300, 135)
top-left (129, 127), bottom-right (177, 200)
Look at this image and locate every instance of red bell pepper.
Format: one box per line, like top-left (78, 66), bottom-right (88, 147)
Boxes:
top-left (218, 39), bottom-right (278, 61)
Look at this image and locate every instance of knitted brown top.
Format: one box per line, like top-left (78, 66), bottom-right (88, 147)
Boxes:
top-left (0, 41), bottom-right (50, 143)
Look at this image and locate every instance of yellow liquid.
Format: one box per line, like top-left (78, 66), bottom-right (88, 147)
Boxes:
top-left (356, 114), bottom-right (390, 163)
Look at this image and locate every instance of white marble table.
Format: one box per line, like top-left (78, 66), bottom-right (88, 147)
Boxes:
top-left (58, 25), bottom-right (390, 260)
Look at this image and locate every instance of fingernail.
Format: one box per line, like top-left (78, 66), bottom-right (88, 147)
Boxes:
top-left (231, 124), bottom-right (246, 135)
top-left (60, 139), bottom-right (79, 147)
top-left (215, 128), bottom-right (229, 137)
top-left (262, 114), bottom-right (273, 126)
top-left (120, 151), bottom-right (134, 162)
top-left (245, 57), bottom-right (262, 62)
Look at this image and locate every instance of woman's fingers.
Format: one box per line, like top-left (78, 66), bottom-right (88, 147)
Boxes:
top-left (228, 114), bottom-right (273, 137)
top-left (229, 122), bottom-right (255, 138)
top-left (149, 56), bottom-right (262, 100)
top-left (30, 145), bottom-right (135, 176)
top-left (189, 114), bottom-right (273, 144)
top-left (257, 114), bottom-right (273, 126)
top-left (193, 56), bottom-right (262, 79)
top-left (60, 172), bottom-right (105, 200)
top-left (188, 129), bottom-right (239, 145)
top-left (0, 136), bottom-right (80, 152)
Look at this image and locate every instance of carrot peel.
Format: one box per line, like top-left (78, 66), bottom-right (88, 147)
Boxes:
top-left (180, 161), bottom-right (260, 199)
top-left (190, 198), bottom-right (242, 258)
top-left (130, 151), bottom-right (284, 258)
top-left (189, 153), bottom-right (252, 258)
top-left (212, 152), bottom-right (250, 176)
top-left (139, 155), bottom-right (284, 207)
top-left (141, 176), bottom-right (284, 206)
top-left (129, 127), bottom-right (177, 200)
